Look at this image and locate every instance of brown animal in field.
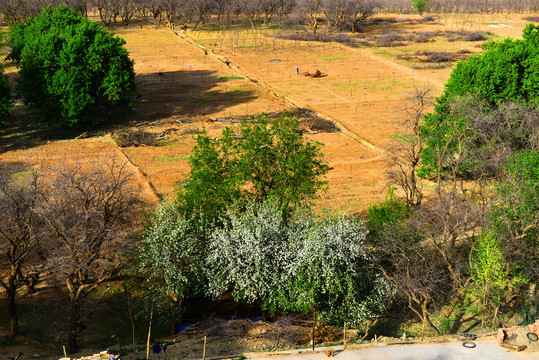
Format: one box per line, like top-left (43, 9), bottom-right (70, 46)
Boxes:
top-left (303, 70), bottom-right (323, 78)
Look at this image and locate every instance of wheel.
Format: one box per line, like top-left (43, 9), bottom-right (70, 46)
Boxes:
top-left (527, 332), bottom-right (539, 342)
top-left (462, 341), bottom-right (476, 348)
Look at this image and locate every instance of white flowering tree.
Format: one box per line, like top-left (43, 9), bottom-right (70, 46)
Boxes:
top-left (286, 214), bottom-right (392, 327)
top-left (207, 200), bottom-right (297, 311)
top-left (207, 199), bottom-right (391, 327)
top-left (140, 202), bottom-right (209, 333)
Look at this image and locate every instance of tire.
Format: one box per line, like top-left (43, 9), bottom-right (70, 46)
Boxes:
top-left (527, 332), bottom-right (539, 342)
top-left (462, 341), bottom-right (476, 348)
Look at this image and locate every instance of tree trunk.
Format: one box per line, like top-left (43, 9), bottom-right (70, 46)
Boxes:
top-left (67, 300), bottom-right (81, 352)
top-left (8, 287), bottom-right (18, 338)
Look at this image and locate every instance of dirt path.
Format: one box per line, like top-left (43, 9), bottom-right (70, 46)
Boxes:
top-left (356, 47), bottom-right (446, 91)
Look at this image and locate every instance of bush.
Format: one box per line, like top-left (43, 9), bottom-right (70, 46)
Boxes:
top-left (374, 31), bottom-right (407, 47)
top-left (445, 30), bottom-right (489, 42)
top-left (8, 5), bottom-right (135, 126)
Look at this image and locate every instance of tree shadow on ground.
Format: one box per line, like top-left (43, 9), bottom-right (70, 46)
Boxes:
top-left (127, 69), bottom-right (257, 123)
top-left (0, 69), bottom-right (257, 154)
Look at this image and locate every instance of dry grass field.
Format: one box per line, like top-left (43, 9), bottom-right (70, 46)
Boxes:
top-left (0, 12), bottom-right (533, 213)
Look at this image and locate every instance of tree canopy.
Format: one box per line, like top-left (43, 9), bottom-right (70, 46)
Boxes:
top-left (176, 113), bottom-right (328, 221)
top-left (207, 199), bottom-right (390, 328)
top-left (8, 5), bottom-right (135, 126)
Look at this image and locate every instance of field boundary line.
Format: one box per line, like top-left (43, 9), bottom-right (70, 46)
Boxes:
top-left (173, 30), bottom-right (386, 154)
top-left (99, 135), bottom-right (161, 204)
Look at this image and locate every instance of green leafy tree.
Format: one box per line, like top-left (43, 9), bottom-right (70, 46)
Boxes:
top-left (411, 0), bottom-right (433, 15)
top-left (420, 25), bottom-right (539, 178)
top-left (490, 151), bottom-right (539, 282)
top-left (176, 113), bottom-right (328, 220)
top-left (468, 232), bottom-right (527, 328)
top-left (8, 5), bottom-right (135, 125)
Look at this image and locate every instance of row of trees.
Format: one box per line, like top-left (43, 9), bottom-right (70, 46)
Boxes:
top-left (0, 158), bottom-right (142, 350)
top-left (2, 0), bottom-right (539, 29)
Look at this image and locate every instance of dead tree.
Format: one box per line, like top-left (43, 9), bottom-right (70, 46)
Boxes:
top-left (38, 158), bottom-right (143, 352)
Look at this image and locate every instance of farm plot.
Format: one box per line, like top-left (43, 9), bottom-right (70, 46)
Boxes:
top-left (185, 28), bottom-right (441, 151)
top-left (187, 12), bottom-right (531, 149)
top-left (112, 26), bottom-right (396, 211)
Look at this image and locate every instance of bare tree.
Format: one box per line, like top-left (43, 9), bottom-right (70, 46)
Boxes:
top-left (321, 0), bottom-right (347, 31)
top-left (274, 0), bottom-right (295, 25)
top-left (117, 0), bottom-right (137, 25)
top-left (322, 0), bottom-right (378, 32)
top-left (346, 0), bottom-right (379, 33)
top-left (260, 0), bottom-right (279, 27)
top-left (297, 0), bottom-right (320, 33)
top-left (38, 158), bottom-right (143, 352)
top-left (92, 0), bottom-right (116, 25)
top-left (238, 0), bottom-right (261, 30)
top-left (192, 0), bottom-right (215, 30)
top-left (388, 87), bottom-right (433, 209)
top-left (0, 164), bottom-right (46, 338)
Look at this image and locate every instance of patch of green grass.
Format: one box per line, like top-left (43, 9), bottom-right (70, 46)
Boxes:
top-left (318, 55), bottom-right (347, 61)
top-left (372, 49), bottom-right (397, 57)
top-left (218, 75), bottom-right (245, 80)
top-left (155, 155), bottom-right (189, 162)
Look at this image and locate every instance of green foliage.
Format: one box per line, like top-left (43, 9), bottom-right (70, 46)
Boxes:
top-left (0, 66), bottom-right (13, 122)
top-left (420, 25), bottom-right (539, 178)
top-left (411, 0), bottom-right (434, 15)
top-left (490, 151), bottom-right (539, 281)
top-left (468, 232), bottom-right (527, 326)
top-left (8, 5), bottom-right (135, 125)
top-left (207, 199), bottom-right (391, 328)
top-left (442, 25), bottom-right (539, 104)
top-left (367, 187), bottom-right (411, 243)
top-left (176, 113), bottom-right (328, 221)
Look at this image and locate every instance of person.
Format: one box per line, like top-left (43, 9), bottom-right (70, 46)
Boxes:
top-left (295, 65), bottom-right (299, 75)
